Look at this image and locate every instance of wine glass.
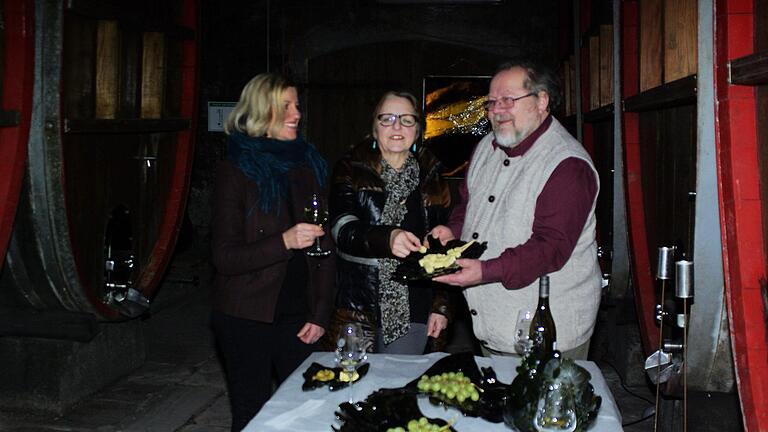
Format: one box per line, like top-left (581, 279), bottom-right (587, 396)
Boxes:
top-left (335, 322), bottom-right (367, 403)
top-left (304, 193), bottom-right (331, 257)
top-left (533, 381), bottom-right (577, 431)
top-left (514, 309), bottom-right (534, 355)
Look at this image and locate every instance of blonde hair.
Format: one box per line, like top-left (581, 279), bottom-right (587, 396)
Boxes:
top-left (224, 73), bottom-right (293, 137)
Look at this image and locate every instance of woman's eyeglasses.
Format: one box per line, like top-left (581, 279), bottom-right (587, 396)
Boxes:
top-left (376, 113), bottom-right (418, 127)
top-left (483, 92), bottom-right (536, 111)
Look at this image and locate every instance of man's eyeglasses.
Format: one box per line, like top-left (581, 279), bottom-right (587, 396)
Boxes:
top-left (377, 113), bottom-right (419, 127)
top-left (483, 93), bottom-right (536, 111)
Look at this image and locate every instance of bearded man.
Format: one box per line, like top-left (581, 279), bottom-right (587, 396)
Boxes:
top-left (429, 59), bottom-right (601, 359)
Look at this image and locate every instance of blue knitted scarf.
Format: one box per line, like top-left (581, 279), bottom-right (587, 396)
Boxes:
top-left (228, 132), bottom-right (328, 214)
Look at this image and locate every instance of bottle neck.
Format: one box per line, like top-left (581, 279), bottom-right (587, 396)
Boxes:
top-left (538, 275), bottom-right (550, 299)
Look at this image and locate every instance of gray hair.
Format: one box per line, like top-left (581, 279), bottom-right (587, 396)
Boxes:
top-left (495, 59), bottom-right (562, 113)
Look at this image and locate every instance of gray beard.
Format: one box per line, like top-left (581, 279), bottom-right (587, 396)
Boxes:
top-left (493, 129), bottom-right (523, 147)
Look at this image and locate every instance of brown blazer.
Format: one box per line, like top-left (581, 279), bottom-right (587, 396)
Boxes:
top-left (210, 160), bottom-right (337, 328)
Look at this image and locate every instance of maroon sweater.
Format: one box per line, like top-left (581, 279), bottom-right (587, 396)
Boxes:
top-left (446, 115), bottom-right (598, 290)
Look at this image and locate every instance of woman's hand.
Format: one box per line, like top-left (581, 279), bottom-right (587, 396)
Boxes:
top-left (390, 229), bottom-right (423, 258)
top-left (282, 223), bottom-right (324, 250)
top-left (427, 313), bottom-right (448, 338)
top-left (297, 322), bottom-right (325, 344)
top-left (427, 225), bottom-right (455, 246)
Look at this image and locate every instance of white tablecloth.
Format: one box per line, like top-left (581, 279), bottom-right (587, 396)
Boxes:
top-left (245, 352), bottom-right (623, 431)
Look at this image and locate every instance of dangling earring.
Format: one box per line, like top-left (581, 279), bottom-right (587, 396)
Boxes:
top-left (411, 142), bottom-right (417, 152)
top-left (372, 139), bottom-right (377, 150)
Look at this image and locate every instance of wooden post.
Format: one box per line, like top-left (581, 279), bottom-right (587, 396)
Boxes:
top-left (640, 0), bottom-right (662, 91)
top-left (664, 0), bottom-right (697, 82)
top-left (120, 31), bottom-right (140, 118)
top-left (140, 32), bottom-right (165, 119)
top-left (564, 58), bottom-right (573, 116)
top-left (569, 54), bottom-right (576, 115)
top-left (95, 21), bottom-right (119, 119)
top-left (590, 35), bottom-right (600, 110)
top-left (600, 24), bottom-right (613, 106)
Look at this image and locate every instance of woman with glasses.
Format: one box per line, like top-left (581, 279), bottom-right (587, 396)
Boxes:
top-left (325, 91), bottom-right (451, 354)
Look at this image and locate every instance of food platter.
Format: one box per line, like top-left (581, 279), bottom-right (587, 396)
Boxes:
top-left (331, 352), bottom-right (602, 431)
top-left (333, 353), bottom-right (508, 431)
top-left (393, 238), bottom-right (488, 281)
top-left (302, 362), bottom-right (371, 392)
top-left (333, 390), bottom-right (457, 432)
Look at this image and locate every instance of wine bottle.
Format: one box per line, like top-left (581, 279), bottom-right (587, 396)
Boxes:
top-left (529, 275), bottom-right (557, 359)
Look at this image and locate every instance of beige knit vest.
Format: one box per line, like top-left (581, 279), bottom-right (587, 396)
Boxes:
top-left (462, 118), bottom-right (602, 353)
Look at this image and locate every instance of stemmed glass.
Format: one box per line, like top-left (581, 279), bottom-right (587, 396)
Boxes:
top-left (335, 322), bottom-right (367, 404)
top-left (304, 193), bottom-right (331, 257)
top-left (534, 381), bottom-right (577, 431)
top-left (514, 309), bottom-right (534, 355)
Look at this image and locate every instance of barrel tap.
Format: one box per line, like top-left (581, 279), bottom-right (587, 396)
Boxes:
top-left (646, 246), bottom-right (676, 431)
top-left (676, 260), bottom-right (693, 432)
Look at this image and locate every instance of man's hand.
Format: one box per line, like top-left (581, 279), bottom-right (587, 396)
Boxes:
top-left (390, 229), bottom-right (422, 258)
top-left (427, 313), bottom-right (448, 338)
top-left (432, 258), bottom-right (482, 287)
top-left (282, 223), bottom-right (324, 250)
top-left (427, 225), bottom-right (455, 246)
top-left (297, 322), bottom-right (325, 344)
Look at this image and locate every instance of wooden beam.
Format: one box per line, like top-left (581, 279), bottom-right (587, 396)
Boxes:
top-left (624, 75), bottom-right (697, 112)
top-left (63, 16), bottom-right (96, 119)
top-left (599, 24), bottom-right (613, 107)
top-left (568, 55), bottom-right (576, 116)
top-left (664, 0), bottom-right (697, 83)
top-left (95, 20), bottom-right (120, 119)
top-left (64, 118), bottom-right (190, 134)
top-left (590, 35), bottom-right (600, 110)
top-left (730, 52), bottom-right (768, 86)
top-left (639, 0), bottom-right (662, 92)
top-left (66, 0), bottom-right (195, 39)
top-left (583, 103), bottom-right (614, 123)
top-left (140, 32), bottom-right (165, 119)
top-left (563, 58), bottom-right (573, 117)
top-left (120, 30), bottom-right (141, 117)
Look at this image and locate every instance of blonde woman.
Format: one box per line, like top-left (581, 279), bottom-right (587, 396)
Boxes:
top-left (210, 73), bottom-right (335, 431)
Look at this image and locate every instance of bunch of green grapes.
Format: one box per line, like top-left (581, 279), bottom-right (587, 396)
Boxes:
top-left (386, 417), bottom-right (450, 432)
top-left (416, 371), bottom-right (480, 403)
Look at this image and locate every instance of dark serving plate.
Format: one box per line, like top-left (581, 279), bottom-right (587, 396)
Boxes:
top-left (393, 238), bottom-right (487, 281)
top-left (404, 351), bottom-right (510, 423)
top-left (302, 362), bottom-right (370, 392)
top-left (333, 389), bottom-right (457, 432)
top-left (332, 353), bottom-right (603, 431)
top-left (333, 353), bottom-right (509, 431)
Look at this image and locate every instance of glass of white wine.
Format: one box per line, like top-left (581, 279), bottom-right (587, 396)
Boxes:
top-left (514, 309), bottom-right (534, 355)
top-left (534, 381), bottom-right (577, 432)
top-left (335, 322), bottom-right (367, 403)
top-left (304, 193), bottom-right (331, 257)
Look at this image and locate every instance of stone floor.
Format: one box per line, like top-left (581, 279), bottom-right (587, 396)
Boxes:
top-left (0, 246), bottom-right (659, 432)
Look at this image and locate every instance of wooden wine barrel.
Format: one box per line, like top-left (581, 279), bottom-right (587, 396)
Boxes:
top-left (2, 0), bottom-right (198, 321)
top-left (619, 1), bottom-right (767, 429)
top-left (0, 0), bottom-right (34, 272)
top-left (620, 0), bottom-right (734, 401)
top-left (713, 1), bottom-right (768, 430)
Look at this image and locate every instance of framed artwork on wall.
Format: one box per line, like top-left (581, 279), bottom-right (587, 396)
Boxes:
top-left (422, 75), bottom-right (491, 178)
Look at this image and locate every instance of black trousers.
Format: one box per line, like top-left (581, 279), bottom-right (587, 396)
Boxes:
top-left (211, 310), bottom-right (314, 432)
